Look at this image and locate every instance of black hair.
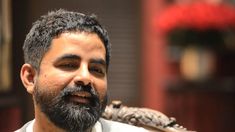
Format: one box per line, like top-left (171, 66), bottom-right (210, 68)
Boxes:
top-left (23, 9), bottom-right (111, 70)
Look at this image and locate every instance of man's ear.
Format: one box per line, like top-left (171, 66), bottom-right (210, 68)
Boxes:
top-left (20, 64), bottom-right (37, 94)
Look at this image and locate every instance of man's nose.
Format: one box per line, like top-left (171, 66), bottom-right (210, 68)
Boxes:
top-left (74, 65), bottom-right (92, 86)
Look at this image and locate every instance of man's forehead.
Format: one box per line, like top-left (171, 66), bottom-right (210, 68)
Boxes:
top-left (56, 32), bottom-right (105, 50)
top-left (43, 32), bottom-right (106, 61)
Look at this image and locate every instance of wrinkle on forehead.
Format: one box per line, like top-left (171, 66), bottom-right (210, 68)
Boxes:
top-left (59, 32), bottom-right (105, 51)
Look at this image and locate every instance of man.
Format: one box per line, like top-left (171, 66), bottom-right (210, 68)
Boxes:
top-left (16, 9), bottom-right (147, 132)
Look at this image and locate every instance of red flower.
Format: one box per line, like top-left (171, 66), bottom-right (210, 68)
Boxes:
top-left (155, 3), bottom-right (235, 34)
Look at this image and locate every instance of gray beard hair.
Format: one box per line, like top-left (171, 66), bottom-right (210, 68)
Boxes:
top-left (34, 85), bottom-right (108, 132)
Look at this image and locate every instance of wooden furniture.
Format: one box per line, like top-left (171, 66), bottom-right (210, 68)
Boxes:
top-left (102, 101), bottom-right (194, 132)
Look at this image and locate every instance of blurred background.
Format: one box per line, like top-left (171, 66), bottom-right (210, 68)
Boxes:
top-left (1, 0), bottom-right (235, 131)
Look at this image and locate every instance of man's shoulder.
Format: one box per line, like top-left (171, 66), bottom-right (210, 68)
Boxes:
top-left (99, 118), bottom-right (148, 132)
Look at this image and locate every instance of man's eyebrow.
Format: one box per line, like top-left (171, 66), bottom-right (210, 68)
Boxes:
top-left (54, 54), bottom-right (81, 62)
top-left (90, 58), bottom-right (106, 66)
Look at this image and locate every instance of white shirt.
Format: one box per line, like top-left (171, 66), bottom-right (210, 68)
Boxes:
top-left (15, 118), bottom-right (148, 132)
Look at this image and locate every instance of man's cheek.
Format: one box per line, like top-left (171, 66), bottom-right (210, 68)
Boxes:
top-left (100, 90), bottom-right (108, 103)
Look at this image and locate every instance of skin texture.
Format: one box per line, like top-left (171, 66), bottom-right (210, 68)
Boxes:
top-left (21, 32), bottom-right (107, 132)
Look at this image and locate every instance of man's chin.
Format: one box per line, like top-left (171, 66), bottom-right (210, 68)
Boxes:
top-left (34, 85), bottom-right (107, 131)
top-left (44, 103), bottom-right (100, 131)
top-left (35, 95), bottom-right (99, 131)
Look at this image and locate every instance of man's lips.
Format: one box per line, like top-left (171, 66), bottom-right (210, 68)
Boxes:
top-left (69, 91), bottom-right (92, 104)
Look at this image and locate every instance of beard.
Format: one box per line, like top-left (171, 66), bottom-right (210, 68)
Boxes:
top-left (34, 84), bottom-right (108, 132)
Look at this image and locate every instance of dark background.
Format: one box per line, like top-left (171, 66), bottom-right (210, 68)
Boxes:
top-left (0, 0), bottom-right (235, 132)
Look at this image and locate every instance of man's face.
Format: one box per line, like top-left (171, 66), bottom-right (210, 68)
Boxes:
top-left (34, 32), bottom-right (108, 131)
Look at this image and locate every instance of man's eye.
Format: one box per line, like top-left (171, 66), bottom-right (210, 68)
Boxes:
top-left (90, 67), bottom-right (105, 75)
top-left (58, 63), bottom-right (78, 70)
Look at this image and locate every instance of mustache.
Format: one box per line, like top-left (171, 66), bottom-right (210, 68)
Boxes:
top-left (61, 84), bottom-right (97, 96)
